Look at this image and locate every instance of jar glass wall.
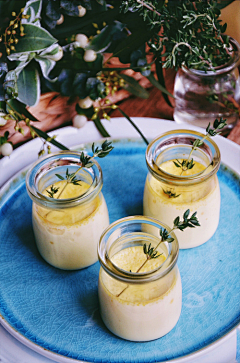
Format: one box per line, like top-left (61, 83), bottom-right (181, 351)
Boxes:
top-left (143, 130), bottom-right (221, 249)
top-left (98, 216), bottom-right (181, 341)
top-left (26, 151), bottom-right (109, 270)
top-left (173, 37), bottom-right (240, 135)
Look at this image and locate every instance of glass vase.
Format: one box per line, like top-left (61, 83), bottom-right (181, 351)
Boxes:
top-left (173, 37), bottom-right (240, 135)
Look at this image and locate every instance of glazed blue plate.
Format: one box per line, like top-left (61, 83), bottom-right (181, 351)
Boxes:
top-left (0, 139), bottom-right (240, 363)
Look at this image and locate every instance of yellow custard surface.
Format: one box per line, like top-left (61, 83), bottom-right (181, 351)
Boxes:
top-left (112, 245), bottom-right (166, 273)
top-left (38, 180), bottom-right (99, 225)
top-left (100, 245), bottom-right (177, 303)
top-left (160, 158), bottom-right (206, 176)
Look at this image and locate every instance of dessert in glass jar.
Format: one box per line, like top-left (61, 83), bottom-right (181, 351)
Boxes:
top-left (143, 130), bottom-right (221, 249)
top-left (26, 150), bottom-right (109, 270)
top-left (98, 216), bottom-right (181, 341)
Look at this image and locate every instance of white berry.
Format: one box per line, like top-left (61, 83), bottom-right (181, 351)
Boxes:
top-left (0, 112), bottom-right (7, 126)
top-left (72, 114), bottom-right (88, 129)
top-left (75, 34), bottom-right (89, 48)
top-left (56, 14), bottom-right (64, 25)
top-left (49, 46), bottom-right (63, 61)
top-left (78, 5), bottom-right (86, 17)
top-left (84, 49), bottom-right (97, 62)
top-left (1, 142), bottom-right (13, 156)
top-left (78, 96), bottom-right (93, 109)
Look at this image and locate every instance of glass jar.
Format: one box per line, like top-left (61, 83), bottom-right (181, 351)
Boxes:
top-left (26, 151), bottom-right (109, 270)
top-left (143, 130), bottom-right (221, 249)
top-left (173, 37), bottom-right (240, 135)
top-left (98, 216), bottom-right (181, 342)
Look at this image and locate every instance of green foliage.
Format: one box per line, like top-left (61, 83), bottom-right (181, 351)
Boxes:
top-left (0, 0), bottom-right (235, 150)
top-left (121, 0), bottom-right (231, 71)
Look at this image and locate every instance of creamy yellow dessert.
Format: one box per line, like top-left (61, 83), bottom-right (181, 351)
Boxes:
top-left (32, 180), bottom-right (109, 269)
top-left (143, 159), bottom-right (220, 249)
top-left (98, 245), bottom-right (182, 341)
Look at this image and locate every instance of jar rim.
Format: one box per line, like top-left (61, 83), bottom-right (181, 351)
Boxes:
top-left (181, 37), bottom-right (240, 77)
top-left (26, 150), bottom-right (103, 209)
top-left (145, 129), bottom-right (221, 185)
top-left (98, 215), bottom-right (179, 284)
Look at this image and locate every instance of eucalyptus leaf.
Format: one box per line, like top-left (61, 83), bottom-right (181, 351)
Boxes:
top-left (112, 29), bottom-right (150, 63)
top-left (88, 21), bottom-right (125, 52)
top-left (121, 74), bottom-right (149, 99)
top-left (147, 72), bottom-right (174, 99)
top-left (45, 1), bottom-right (61, 20)
top-left (92, 116), bottom-right (110, 138)
top-left (13, 24), bottom-right (57, 53)
top-left (17, 62), bottom-right (40, 106)
top-left (60, 0), bottom-right (79, 16)
top-left (7, 98), bottom-right (39, 121)
top-left (31, 125), bottom-right (69, 150)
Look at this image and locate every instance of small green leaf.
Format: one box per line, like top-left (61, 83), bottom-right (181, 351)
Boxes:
top-left (173, 161), bottom-right (181, 168)
top-left (183, 209), bottom-right (190, 220)
top-left (56, 174), bottom-right (65, 180)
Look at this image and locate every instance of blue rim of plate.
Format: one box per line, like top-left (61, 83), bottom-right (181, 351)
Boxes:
top-left (0, 138), bottom-right (240, 363)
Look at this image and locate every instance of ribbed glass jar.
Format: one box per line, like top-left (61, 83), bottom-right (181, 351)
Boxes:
top-left (98, 216), bottom-right (181, 341)
top-left (143, 130), bottom-right (221, 249)
top-left (26, 151), bottom-right (109, 270)
top-left (173, 37), bottom-right (240, 135)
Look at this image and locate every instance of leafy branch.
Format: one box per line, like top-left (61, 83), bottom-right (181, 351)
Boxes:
top-left (173, 117), bottom-right (227, 176)
top-left (116, 209), bottom-right (200, 298)
top-left (47, 140), bottom-right (113, 199)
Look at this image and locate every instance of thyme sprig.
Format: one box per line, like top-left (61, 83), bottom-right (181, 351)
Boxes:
top-left (116, 209), bottom-right (200, 297)
top-left (162, 188), bottom-right (180, 199)
top-left (174, 117), bottom-right (227, 176)
top-left (46, 140), bottom-right (113, 200)
top-left (56, 168), bottom-right (81, 186)
top-left (143, 243), bottom-right (162, 259)
top-left (46, 185), bottom-right (59, 198)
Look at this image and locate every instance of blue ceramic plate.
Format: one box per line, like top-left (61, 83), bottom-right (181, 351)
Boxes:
top-left (0, 137), bottom-right (240, 363)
